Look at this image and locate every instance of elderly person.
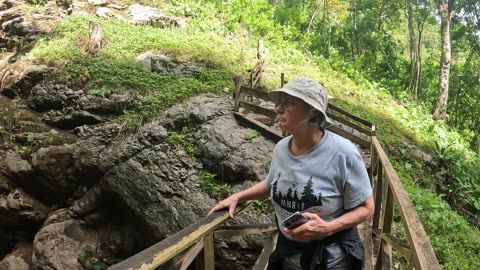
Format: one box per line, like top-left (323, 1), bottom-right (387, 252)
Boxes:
top-left (208, 77), bottom-right (374, 270)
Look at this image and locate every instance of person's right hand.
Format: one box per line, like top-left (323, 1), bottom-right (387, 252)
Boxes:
top-left (207, 195), bottom-right (240, 218)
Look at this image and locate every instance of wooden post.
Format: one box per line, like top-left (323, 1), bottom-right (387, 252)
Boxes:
top-left (87, 22), bottom-right (103, 57)
top-left (233, 76), bottom-right (242, 111)
top-left (281, 73), bottom-right (285, 87)
top-left (372, 162), bottom-right (383, 230)
top-left (250, 72), bottom-right (254, 90)
top-left (256, 39), bottom-right (264, 86)
top-left (375, 185), bottom-right (394, 270)
top-left (203, 233), bottom-right (215, 270)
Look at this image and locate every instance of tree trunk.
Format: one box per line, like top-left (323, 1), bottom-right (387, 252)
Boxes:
top-left (323, 0), bottom-right (331, 58)
top-left (406, 0), bottom-right (418, 99)
top-left (350, 0), bottom-right (359, 58)
top-left (306, 0), bottom-right (321, 33)
top-left (433, 0), bottom-right (454, 120)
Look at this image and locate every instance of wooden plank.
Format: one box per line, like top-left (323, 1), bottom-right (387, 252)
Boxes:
top-left (240, 73), bottom-right (251, 80)
top-left (328, 113), bottom-right (372, 136)
top-left (234, 76), bottom-right (242, 111)
top-left (252, 232), bottom-right (277, 270)
top-left (328, 104), bottom-right (373, 128)
top-left (381, 185), bottom-right (394, 235)
top-left (108, 202), bottom-right (252, 270)
top-left (375, 185), bottom-right (394, 270)
top-left (233, 112), bottom-right (283, 143)
top-left (375, 241), bottom-right (392, 270)
top-left (372, 137), bottom-right (441, 270)
top-left (203, 233), bottom-right (215, 270)
top-left (359, 218), bottom-right (374, 270)
top-left (239, 101), bottom-right (277, 119)
top-left (214, 224), bottom-right (277, 239)
top-left (372, 165), bottom-right (383, 231)
top-left (157, 240), bottom-right (204, 270)
top-left (328, 126), bottom-right (370, 148)
top-left (180, 240), bottom-right (204, 270)
top-left (239, 86), bottom-right (270, 101)
top-left (382, 233), bottom-right (411, 261)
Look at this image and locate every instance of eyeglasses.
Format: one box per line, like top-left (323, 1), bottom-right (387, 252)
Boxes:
top-left (274, 97), bottom-right (298, 109)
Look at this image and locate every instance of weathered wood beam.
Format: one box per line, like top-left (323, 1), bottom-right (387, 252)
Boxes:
top-left (233, 112), bottom-right (283, 143)
top-left (252, 232), bottom-right (278, 270)
top-left (372, 137), bottom-right (441, 270)
top-left (328, 113), bottom-right (372, 136)
top-left (328, 126), bottom-right (370, 148)
top-left (240, 86), bottom-right (270, 101)
top-left (214, 223), bottom-right (277, 239)
top-left (108, 202), bottom-right (252, 270)
top-left (239, 101), bottom-right (277, 119)
top-left (328, 104), bottom-right (373, 127)
top-left (203, 233), bottom-right (215, 270)
top-left (382, 233), bottom-right (411, 261)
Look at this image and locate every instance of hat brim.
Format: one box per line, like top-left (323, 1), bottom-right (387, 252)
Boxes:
top-left (268, 88), bottom-right (332, 129)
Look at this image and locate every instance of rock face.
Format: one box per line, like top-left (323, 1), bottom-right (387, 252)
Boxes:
top-left (1, 94), bottom-right (276, 270)
top-left (0, 1), bottom-right (274, 268)
top-left (135, 51), bottom-right (202, 76)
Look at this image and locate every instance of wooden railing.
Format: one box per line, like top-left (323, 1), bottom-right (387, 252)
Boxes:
top-left (108, 201), bottom-right (277, 270)
top-left (370, 137), bottom-right (440, 270)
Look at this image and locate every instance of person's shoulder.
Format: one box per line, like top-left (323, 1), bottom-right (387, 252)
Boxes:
top-left (325, 130), bottom-right (360, 154)
top-left (276, 135), bottom-right (292, 146)
top-left (273, 135), bottom-right (291, 152)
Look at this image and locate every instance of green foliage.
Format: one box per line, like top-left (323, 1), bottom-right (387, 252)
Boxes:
top-left (77, 245), bottom-right (107, 270)
top-left (245, 129), bottom-right (260, 140)
top-left (408, 187), bottom-right (480, 269)
top-left (86, 88), bottom-right (111, 98)
top-left (168, 130), bottom-right (196, 156)
top-left (200, 171), bottom-right (232, 200)
top-left (252, 199), bottom-right (272, 214)
top-left (26, 0), bottom-right (48, 6)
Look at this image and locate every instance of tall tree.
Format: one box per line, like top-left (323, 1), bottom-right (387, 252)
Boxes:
top-left (432, 0), bottom-right (454, 120)
top-left (350, 0), bottom-right (360, 58)
top-left (405, 0), bottom-right (430, 100)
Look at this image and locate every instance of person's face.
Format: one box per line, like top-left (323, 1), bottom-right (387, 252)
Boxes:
top-left (274, 94), bottom-right (311, 133)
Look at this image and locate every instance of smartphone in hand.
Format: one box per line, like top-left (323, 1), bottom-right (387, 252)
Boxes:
top-left (281, 211), bottom-right (308, 229)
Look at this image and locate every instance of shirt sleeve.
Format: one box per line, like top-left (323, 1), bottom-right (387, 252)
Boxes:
top-left (343, 150), bottom-right (372, 210)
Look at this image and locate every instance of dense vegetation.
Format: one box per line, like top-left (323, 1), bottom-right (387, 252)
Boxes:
top-left (7, 0), bottom-right (480, 268)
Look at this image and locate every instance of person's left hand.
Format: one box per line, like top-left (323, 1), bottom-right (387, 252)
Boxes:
top-left (283, 212), bottom-right (333, 241)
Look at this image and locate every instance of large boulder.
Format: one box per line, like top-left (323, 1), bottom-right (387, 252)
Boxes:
top-left (75, 95), bottom-right (275, 268)
top-left (0, 242), bottom-right (32, 270)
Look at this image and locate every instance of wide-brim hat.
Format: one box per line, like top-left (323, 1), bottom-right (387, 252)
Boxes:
top-left (268, 76), bottom-right (332, 128)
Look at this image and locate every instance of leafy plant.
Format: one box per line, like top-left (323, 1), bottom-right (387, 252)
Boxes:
top-left (77, 245), bottom-right (107, 270)
top-left (200, 171), bottom-right (232, 200)
top-left (245, 129), bottom-right (260, 140)
top-left (168, 130), bottom-right (196, 156)
top-left (253, 199), bottom-right (272, 214)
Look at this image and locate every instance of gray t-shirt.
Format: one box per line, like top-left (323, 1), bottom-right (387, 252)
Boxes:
top-left (264, 130), bottom-right (372, 266)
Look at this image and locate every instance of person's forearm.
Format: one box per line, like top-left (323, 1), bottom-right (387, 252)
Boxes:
top-left (328, 195), bottom-right (374, 234)
top-left (232, 181), bottom-right (270, 201)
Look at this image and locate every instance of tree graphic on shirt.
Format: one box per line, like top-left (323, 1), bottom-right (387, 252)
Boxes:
top-left (272, 173), bottom-right (323, 211)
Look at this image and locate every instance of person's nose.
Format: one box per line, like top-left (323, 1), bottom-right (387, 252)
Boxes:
top-left (275, 103), bottom-right (284, 114)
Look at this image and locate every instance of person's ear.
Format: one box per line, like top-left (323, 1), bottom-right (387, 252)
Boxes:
top-left (309, 109), bottom-right (320, 118)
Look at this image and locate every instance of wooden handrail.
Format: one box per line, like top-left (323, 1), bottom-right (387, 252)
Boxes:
top-left (108, 202), bottom-right (253, 270)
top-left (371, 137), bottom-right (441, 270)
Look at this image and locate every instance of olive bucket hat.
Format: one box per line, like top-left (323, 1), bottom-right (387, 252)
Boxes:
top-left (268, 76), bottom-right (332, 128)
